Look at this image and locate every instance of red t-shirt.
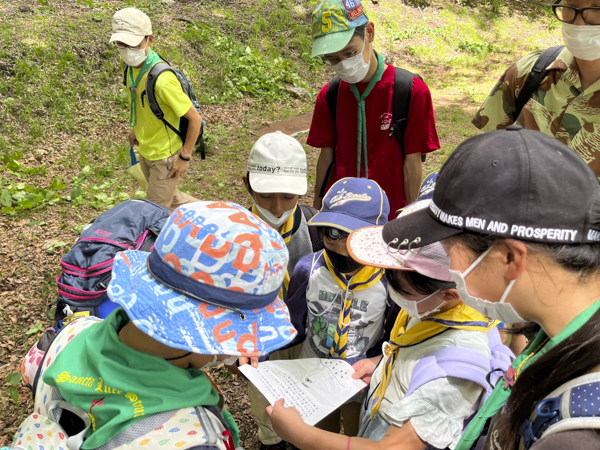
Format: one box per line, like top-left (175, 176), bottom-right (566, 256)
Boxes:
top-left (307, 64), bottom-right (440, 220)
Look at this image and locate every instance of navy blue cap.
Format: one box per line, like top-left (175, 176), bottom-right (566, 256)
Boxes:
top-left (309, 177), bottom-right (390, 232)
top-left (397, 171), bottom-right (438, 214)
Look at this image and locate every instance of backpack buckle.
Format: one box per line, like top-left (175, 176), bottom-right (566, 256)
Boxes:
top-left (388, 118), bottom-right (406, 139)
top-left (519, 396), bottom-right (561, 449)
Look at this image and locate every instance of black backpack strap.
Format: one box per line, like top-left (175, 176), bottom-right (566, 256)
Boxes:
top-left (299, 205), bottom-right (324, 252)
top-left (320, 76), bottom-right (342, 199)
top-left (122, 63), bottom-right (129, 87)
top-left (389, 67), bottom-right (418, 162)
top-left (513, 45), bottom-right (564, 122)
top-left (144, 62), bottom-right (185, 139)
top-left (326, 75), bottom-right (341, 143)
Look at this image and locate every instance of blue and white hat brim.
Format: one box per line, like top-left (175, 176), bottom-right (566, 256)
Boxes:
top-left (108, 250), bottom-right (297, 357)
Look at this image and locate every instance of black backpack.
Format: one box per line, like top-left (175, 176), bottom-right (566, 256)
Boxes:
top-left (512, 45), bottom-right (565, 122)
top-left (123, 57), bottom-right (207, 159)
top-left (322, 67), bottom-right (422, 197)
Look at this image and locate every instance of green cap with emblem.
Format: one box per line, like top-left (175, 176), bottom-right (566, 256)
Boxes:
top-left (311, 0), bottom-right (369, 58)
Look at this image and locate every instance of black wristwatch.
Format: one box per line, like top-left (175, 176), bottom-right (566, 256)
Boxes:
top-left (179, 154), bottom-right (191, 161)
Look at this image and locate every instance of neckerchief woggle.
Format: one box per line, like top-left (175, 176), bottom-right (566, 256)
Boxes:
top-left (370, 303), bottom-right (499, 420)
top-left (251, 204), bottom-right (297, 300)
top-left (323, 250), bottom-right (383, 358)
top-left (456, 299), bottom-right (600, 450)
top-left (128, 49), bottom-right (161, 127)
top-left (349, 51), bottom-right (385, 179)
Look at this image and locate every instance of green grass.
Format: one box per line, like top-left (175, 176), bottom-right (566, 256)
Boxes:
top-left (0, 0), bottom-right (563, 211)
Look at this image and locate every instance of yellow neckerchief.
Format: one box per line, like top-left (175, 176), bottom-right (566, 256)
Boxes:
top-left (323, 250), bottom-right (383, 358)
top-left (252, 204), bottom-right (297, 300)
top-left (370, 303), bottom-right (499, 419)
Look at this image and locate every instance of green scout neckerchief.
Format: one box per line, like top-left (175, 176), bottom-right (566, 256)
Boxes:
top-left (349, 50), bottom-right (385, 178)
top-left (128, 49), bottom-right (161, 127)
top-left (43, 308), bottom-right (239, 449)
top-left (456, 299), bottom-right (600, 450)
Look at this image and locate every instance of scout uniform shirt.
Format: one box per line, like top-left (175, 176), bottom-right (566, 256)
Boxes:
top-left (288, 250), bottom-right (387, 364)
top-left (473, 48), bottom-right (600, 175)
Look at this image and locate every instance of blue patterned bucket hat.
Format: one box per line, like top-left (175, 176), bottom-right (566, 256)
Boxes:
top-left (107, 201), bottom-right (296, 357)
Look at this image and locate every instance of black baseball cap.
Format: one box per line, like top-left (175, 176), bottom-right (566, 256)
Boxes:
top-left (383, 126), bottom-right (600, 250)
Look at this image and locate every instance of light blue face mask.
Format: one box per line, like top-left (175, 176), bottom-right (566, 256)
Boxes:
top-left (449, 247), bottom-right (526, 324)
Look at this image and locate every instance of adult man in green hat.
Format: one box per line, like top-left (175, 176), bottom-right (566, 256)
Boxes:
top-left (307, 0), bottom-right (440, 221)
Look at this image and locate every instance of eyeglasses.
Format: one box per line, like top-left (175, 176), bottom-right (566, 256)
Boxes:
top-left (321, 47), bottom-right (361, 65)
top-left (322, 227), bottom-right (349, 241)
top-left (113, 37), bottom-right (148, 50)
top-left (552, 1), bottom-right (600, 25)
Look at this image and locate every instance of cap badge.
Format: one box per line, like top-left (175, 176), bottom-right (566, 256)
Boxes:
top-left (347, 3), bottom-right (363, 20)
top-left (343, 0), bottom-right (359, 10)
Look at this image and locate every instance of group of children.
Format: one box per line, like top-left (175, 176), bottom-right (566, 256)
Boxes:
top-left (12, 126), bottom-right (600, 450)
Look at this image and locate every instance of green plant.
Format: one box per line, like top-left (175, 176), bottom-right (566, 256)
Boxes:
top-left (25, 321), bottom-right (44, 336)
top-left (458, 41), bottom-right (499, 54)
top-left (6, 372), bottom-right (21, 404)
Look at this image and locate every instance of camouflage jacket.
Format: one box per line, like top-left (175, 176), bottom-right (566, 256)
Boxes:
top-left (473, 48), bottom-right (600, 176)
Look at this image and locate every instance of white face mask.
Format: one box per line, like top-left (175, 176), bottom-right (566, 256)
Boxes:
top-left (449, 247), bottom-right (526, 324)
top-left (118, 45), bottom-right (148, 67)
top-left (254, 202), bottom-right (294, 229)
top-left (389, 288), bottom-right (443, 319)
top-left (332, 37), bottom-right (371, 84)
top-left (202, 354), bottom-right (238, 369)
top-left (562, 23), bottom-right (600, 61)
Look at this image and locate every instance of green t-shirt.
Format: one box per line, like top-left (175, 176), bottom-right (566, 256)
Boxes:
top-left (456, 300), bottom-right (600, 450)
top-left (43, 308), bottom-right (239, 448)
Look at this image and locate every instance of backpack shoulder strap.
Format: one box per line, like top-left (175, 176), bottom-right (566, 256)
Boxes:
top-left (390, 67), bottom-right (418, 162)
top-left (144, 61), bottom-right (187, 141)
top-left (405, 346), bottom-right (493, 397)
top-left (122, 63), bottom-right (129, 87)
top-left (514, 45), bottom-right (565, 122)
top-left (144, 61), bottom-right (173, 121)
top-left (326, 75), bottom-right (342, 143)
top-left (320, 77), bottom-right (342, 199)
top-left (519, 371), bottom-right (600, 449)
top-left (300, 205), bottom-right (324, 252)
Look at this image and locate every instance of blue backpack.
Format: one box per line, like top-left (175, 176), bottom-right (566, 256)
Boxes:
top-left (48, 199), bottom-right (171, 328)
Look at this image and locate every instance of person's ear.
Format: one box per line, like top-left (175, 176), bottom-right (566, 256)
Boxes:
top-left (441, 288), bottom-right (461, 301)
top-left (502, 239), bottom-right (528, 282)
top-left (366, 22), bottom-right (375, 42)
top-left (243, 175), bottom-right (252, 195)
top-left (147, 35), bottom-right (154, 47)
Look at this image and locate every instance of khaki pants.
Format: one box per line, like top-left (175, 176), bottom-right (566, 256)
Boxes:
top-left (139, 150), bottom-right (199, 210)
top-left (247, 344), bottom-right (303, 446)
top-left (314, 401), bottom-right (362, 437)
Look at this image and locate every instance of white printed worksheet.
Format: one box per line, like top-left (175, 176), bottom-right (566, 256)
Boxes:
top-left (239, 358), bottom-right (367, 426)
